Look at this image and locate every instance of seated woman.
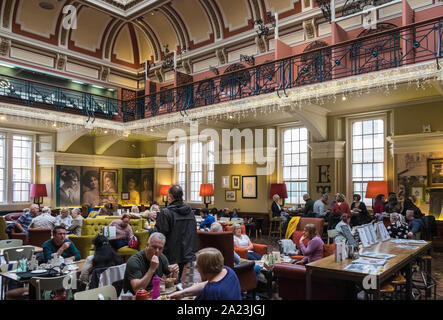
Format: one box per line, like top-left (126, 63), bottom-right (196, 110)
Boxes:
top-left (232, 208), bottom-right (240, 219)
top-left (295, 224), bottom-right (324, 265)
top-left (387, 212), bottom-right (409, 239)
top-left (328, 193), bottom-right (350, 230)
top-left (334, 213), bottom-right (357, 244)
top-left (373, 194), bottom-right (386, 221)
top-left (169, 247), bottom-right (242, 300)
top-left (350, 194), bottom-right (372, 227)
top-left (232, 224), bottom-right (261, 260)
top-left (108, 214), bottom-right (134, 250)
top-left (79, 234), bottom-right (122, 287)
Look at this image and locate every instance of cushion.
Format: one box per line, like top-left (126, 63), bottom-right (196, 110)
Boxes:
top-left (117, 246), bottom-right (138, 256)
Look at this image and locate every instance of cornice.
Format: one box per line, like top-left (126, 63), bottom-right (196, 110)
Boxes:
top-left (310, 141), bottom-right (346, 159)
top-left (387, 131), bottom-right (443, 155)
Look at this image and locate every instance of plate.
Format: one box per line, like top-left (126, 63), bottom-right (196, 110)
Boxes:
top-left (31, 269), bottom-right (47, 274)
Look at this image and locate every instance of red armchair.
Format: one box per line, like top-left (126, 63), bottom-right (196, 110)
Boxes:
top-left (28, 228), bottom-right (52, 247)
top-left (225, 225), bottom-right (268, 259)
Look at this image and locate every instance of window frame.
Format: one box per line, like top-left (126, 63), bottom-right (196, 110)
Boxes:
top-left (346, 113), bottom-right (388, 205)
top-left (0, 130), bottom-right (35, 205)
top-left (278, 123), bottom-right (310, 206)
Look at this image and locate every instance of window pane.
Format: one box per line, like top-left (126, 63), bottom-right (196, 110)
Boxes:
top-left (353, 122), bottom-right (362, 135)
top-left (12, 135), bottom-right (32, 202)
top-left (353, 150), bottom-right (362, 163)
top-left (363, 121), bottom-right (373, 134)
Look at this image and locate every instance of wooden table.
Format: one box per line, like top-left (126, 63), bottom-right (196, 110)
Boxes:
top-left (0, 259), bottom-right (85, 300)
top-left (305, 240), bottom-right (432, 300)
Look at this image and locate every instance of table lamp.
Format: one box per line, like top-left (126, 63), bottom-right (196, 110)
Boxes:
top-left (30, 184), bottom-right (47, 208)
top-left (159, 185), bottom-right (170, 207)
top-left (365, 181), bottom-right (388, 207)
top-left (269, 183), bottom-right (288, 206)
top-left (200, 184), bottom-right (214, 208)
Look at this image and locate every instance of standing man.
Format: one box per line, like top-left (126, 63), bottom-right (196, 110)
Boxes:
top-left (313, 194), bottom-right (330, 219)
top-left (155, 185), bottom-right (197, 283)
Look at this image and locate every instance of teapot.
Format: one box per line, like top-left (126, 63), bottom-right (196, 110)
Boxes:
top-left (135, 288), bottom-right (150, 300)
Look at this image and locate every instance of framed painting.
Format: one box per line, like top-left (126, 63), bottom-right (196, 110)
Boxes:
top-left (410, 184), bottom-right (426, 202)
top-left (242, 176), bottom-right (257, 199)
top-left (100, 169), bottom-right (118, 195)
top-left (121, 192), bottom-right (130, 201)
top-left (221, 176), bottom-right (230, 189)
top-left (231, 175), bottom-right (241, 190)
top-left (428, 158), bottom-right (443, 188)
top-left (225, 190), bottom-right (236, 202)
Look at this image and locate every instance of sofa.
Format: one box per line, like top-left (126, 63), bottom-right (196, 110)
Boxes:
top-left (68, 217), bottom-right (149, 259)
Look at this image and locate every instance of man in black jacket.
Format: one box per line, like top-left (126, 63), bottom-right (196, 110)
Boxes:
top-left (155, 184), bottom-right (197, 283)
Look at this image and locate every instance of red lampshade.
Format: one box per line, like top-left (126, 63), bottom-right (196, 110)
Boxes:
top-left (159, 185), bottom-right (171, 196)
top-left (200, 184), bottom-right (214, 197)
top-left (365, 181), bottom-right (388, 199)
top-left (30, 184), bottom-right (47, 198)
top-left (269, 183), bottom-right (288, 199)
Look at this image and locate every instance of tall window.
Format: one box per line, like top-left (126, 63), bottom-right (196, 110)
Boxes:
top-left (0, 134), bottom-right (5, 203)
top-left (12, 135), bottom-right (32, 202)
top-left (190, 142), bottom-right (202, 202)
top-left (207, 140), bottom-right (215, 202)
top-left (176, 142), bottom-right (187, 200)
top-left (282, 127), bottom-right (308, 204)
top-left (352, 119), bottom-right (384, 205)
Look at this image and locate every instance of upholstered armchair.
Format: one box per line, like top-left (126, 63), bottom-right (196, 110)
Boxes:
top-left (224, 225), bottom-right (268, 259)
top-left (27, 228), bottom-right (52, 247)
top-left (0, 216), bottom-right (8, 240)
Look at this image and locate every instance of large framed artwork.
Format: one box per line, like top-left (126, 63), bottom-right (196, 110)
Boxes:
top-left (428, 158), bottom-right (443, 188)
top-left (140, 168), bottom-right (154, 205)
top-left (242, 176), bottom-right (257, 199)
top-left (81, 167), bottom-right (100, 207)
top-left (58, 165), bottom-right (81, 207)
top-left (122, 169), bottom-right (141, 205)
top-left (100, 169), bottom-right (118, 195)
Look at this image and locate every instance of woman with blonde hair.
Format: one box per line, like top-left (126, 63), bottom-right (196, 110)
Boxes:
top-left (169, 247), bottom-right (241, 300)
top-left (232, 223), bottom-right (261, 260)
top-left (296, 224), bottom-right (324, 265)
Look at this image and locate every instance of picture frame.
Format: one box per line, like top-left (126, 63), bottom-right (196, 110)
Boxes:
top-left (427, 158), bottom-right (443, 188)
top-left (410, 184), bottom-right (426, 202)
top-left (231, 175), bottom-right (241, 190)
top-left (221, 176), bottom-right (230, 189)
top-left (100, 169), bottom-right (118, 195)
top-left (242, 175), bottom-right (257, 199)
top-left (121, 192), bottom-right (130, 201)
top-left (225, 190), bottom-right (236, 202)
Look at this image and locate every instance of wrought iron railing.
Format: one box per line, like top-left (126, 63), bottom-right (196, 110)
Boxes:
top-left (121, 17), bottom-right (443, 121)
top-left (0, 75), bottom-right (119, 122)
top-left (1, 17), bottom-right (442, 123)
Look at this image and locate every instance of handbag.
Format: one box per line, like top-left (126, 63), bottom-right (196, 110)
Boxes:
top-left (128, 235), bottom-right (139, 249)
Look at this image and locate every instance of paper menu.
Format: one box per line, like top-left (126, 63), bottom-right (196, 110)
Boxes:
top-left (359, 252), bottom-right (396, 259)
top-left (377, 222), bottom-right (390, 241)
top-left (344, 263), bottom-right (384, 274)
top-left (358, 226), bottom-right (371, 248)
top-left (352, 257), bottom-right (387, 266)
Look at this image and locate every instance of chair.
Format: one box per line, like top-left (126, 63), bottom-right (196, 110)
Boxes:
top-left (254, 218), bottom-right (264, 238)
top-left (327, 229), bottom-right (337, 244)
top-left (225, 225), bottom-right (268, 259)
top-left (0, 239), bottom-right (23, 248)
top-left (74, 285), bottom-right (117, 300)
top-left (3, 246), bottom-right (34, 263)
top-left (296, 217), bottom-right (325, 238)
top-left (268, 212), bottom-right (282, 238)
top-left (28, 228), bottom-right (52, 247)
top-left (98, 263), bottom-right (126, 288)
top-left (0, 216), bottom-right (8, 240)
top-left (29, 275), bottom-right (71, 300)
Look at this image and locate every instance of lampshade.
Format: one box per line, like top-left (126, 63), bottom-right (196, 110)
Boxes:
top-left (159, 185), bottom-right (171, 196)
top-left (200, 184), bottom-right (214, 197)
top-left (269, 183), bottom-right (288, 199)
top-left (30, 184), bottom-right (47, 198)
top-left (365, 181), bottom-right (388, 199)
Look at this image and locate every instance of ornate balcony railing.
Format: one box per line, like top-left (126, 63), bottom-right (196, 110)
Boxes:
top-left (0, 17), bottom-right (442, 123)
top-left (0, 75), bottom-right (119, 122)
top-left (121, 17), bottom-right (443, 122)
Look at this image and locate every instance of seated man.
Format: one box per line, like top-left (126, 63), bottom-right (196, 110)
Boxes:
top-left (302, 194), bottom-right (315, 217)
top-left (6, 204), bottom-right (39, 237)
top-left (221, 208), bottom-right (232, 219)
top-left (199, 208), bottom-right (215, 231)
top-left (123, 232), bottom-right (179, 294)
top-left (313, 193), bottom-right (330, 219)
top-left (406, 210), bottom-right (424, 239)
top-left (42, 226), bottom-right (81, 262)
top-left (29, 206), bottom-right (56, 230)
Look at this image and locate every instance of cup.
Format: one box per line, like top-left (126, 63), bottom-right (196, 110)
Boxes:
top-left (165, 278), bottom-right (176, 288)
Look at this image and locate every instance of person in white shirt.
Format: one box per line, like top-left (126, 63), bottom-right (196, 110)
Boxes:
top-left (68, 208), bottom-right (83, 236)
top-left (232, 224), bottom-right (261, 260)
top-left (55, 207), bottom-right (73, 228)
top-left (29, 206), bottom-right (56, 230)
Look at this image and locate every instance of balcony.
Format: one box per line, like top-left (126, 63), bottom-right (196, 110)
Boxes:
top-left (1, 16), bottom-right (442, 123)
